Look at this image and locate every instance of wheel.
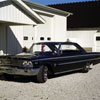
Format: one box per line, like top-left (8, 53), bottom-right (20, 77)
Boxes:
top-left (37, 66), bottom-right (48, 83)
top-left (82, 63), bottom-right (90, 73)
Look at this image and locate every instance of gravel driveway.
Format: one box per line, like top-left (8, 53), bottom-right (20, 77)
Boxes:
top-left (0, 64), bottom-right (100, 100)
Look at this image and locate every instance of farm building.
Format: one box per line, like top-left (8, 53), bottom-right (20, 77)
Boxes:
top-left (49, 0), bottom-right (100, 52)
top-left (0, 0), bottom-right (71, 55)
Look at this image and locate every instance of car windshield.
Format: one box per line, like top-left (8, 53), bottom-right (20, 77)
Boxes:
top-left (29, 43), bottom-right (56, 53)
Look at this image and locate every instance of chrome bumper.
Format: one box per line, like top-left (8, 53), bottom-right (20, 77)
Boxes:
top-left (0, 66), bottom-right (40, 76)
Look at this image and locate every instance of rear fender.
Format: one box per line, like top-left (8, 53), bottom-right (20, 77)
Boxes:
top-left (92, 59), bottom-right (100, 65)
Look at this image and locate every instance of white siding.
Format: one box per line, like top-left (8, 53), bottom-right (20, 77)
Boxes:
top-left (35, 14), bottom-right (53, 42)
top-left (53, 15), bottom-right (67, 41)
top-left (34, 14), bottom-right (67, 42)
top-left (0, 1), bottom-right (36, 25)
top-left (23, 25), bottom-right (35, 48)
top-left (67, 30), bottom-right (97, 51)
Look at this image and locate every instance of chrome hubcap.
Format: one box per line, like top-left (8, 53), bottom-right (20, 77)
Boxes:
top-left (44, 67), bottom-right (48, 81)
top-left (86, 65), bottom-right (89, 69)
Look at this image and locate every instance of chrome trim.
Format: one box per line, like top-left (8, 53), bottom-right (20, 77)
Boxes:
top-left (58, 57), bottom-right (100, 66)
top-left (0, 67), bottom-right (40, 76)
top-left (55, 68), bottom-right (83, 75)
top-left (32, 54), bottom-right (100, 62)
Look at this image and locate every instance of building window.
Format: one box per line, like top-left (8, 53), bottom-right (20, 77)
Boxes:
top-left (24, 36), bottom-right (28, 40)
top-left (32, 37), bottom-right (34, 40)
top-left (96, 37), bottom-right (100, 41)
top-left (40, 37), bottom-right (44, 40)
top-left (47, 37), bottom-right (51, 41)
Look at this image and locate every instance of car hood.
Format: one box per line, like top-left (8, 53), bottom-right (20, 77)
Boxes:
top-left (13, 53), bottom-right (37, 60)
top-left (0, 53), bottom-right (37, 60)
top-left (16, 53), bottom-right (34, 57)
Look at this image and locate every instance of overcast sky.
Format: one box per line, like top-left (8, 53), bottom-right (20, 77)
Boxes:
top-left (29, 0), bottom-right (96, 5)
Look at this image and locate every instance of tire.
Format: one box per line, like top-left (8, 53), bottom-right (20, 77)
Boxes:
top-left (37, 66), bottom-right (48, 83)
top-left (82, 63), bottom-right (90, 73)
top-left (4, 74), bottom-right (14, 80)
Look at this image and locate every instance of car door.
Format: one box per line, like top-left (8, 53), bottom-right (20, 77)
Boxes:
top-left (54, 43), bottom-right (84, 73)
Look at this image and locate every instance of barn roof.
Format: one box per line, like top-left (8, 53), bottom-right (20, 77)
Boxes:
top-left (49, 0), bottom-right (100, 29)
top-left (23, 0), bottom-right (72, 16)
top-left (12, 0), bottom-right (45, 24)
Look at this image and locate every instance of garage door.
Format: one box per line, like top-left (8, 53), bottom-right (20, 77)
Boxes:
top-left (7, 26), bottom-right (23, 55)
top-left (0, 25), bottom-right (7, 54)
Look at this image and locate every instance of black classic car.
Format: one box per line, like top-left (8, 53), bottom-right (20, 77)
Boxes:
top-left (0, 42), bottom-right (100, 83)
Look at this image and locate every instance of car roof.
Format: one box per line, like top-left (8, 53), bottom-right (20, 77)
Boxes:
top-left (35, 42), bottom-right (77, 45)
top-left (30, 42), bottom-right (86, 52)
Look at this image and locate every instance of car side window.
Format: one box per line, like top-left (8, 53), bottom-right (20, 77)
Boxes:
top-left (60, 44), bottom-right (81, 55)
top-left (32, 44), bottom-right (52, 53)
top-left (61, 44), bottom-right (78, 50)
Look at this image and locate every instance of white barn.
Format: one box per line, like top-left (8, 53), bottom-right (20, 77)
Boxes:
top-left (0, 0), bottom-right (71, 55)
